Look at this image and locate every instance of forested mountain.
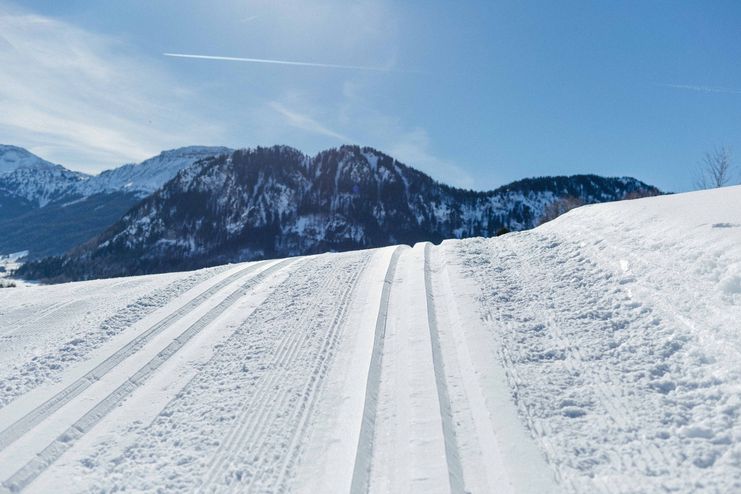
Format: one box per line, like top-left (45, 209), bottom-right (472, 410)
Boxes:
top-left (18, 145), bottom-right (660, 281)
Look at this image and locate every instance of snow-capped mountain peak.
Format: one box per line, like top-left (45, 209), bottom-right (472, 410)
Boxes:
top-left (0, 145), bottom-right (237, 258)
top-left (78, 146), bottom-right (233, 197)
top-left (0, 145), bottom-right (90, 207)
top-left (0, 145), bottom-right (233, 209)
top-left (0, 144), bottom-right (63, 175)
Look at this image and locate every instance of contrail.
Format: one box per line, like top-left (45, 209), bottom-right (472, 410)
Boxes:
top-left (163, 52), bottom-right (394, 72)
top-left (657, 83), bottom-right (741, 95)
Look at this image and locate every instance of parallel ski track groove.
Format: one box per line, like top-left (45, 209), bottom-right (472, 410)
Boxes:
top-left (423, 243), bottom-right (466, 494)
top-left (222, 267), bottom-right (345, 490)
top-left (199, 254), bottom-right (370, 492)
top-left (349, 246), bottom-right (404, 494)
top-left (0, 300), bottom-right (79, 338)
top-left (0, 262), bottom-right (265, 454)
top-left (198, 259), bottom-right (341, 490)
top-left (244, 253), bottom-right (371, 493)
top-left (1, 259), bottom-right (294, 492)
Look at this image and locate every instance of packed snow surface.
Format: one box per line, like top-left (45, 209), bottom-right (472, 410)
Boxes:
top-left (0, 186), bottom-right (739, 493)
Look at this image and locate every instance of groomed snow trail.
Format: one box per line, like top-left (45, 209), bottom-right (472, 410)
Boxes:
top-left (1, 186), bottom-right (739, 493)
top-left (0, 265), bottom-right (230, 408)
top-left (0, 262), bottom-right (267, 453)
top-left (362, 243), bottom-right (456, 494)
top-left (0, 259), bottom-right (295, 492)
top-left (2, 243), bottom-right (546, 493)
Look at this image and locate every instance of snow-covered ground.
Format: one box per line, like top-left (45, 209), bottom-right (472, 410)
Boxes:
top-left (0, 186), bottom-right (739, 493)
top-left (0, 252), bottom-right (31, 288)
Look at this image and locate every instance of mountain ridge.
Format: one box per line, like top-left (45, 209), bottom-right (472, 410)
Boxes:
top-left (17, 144), bottom-right (660, 282)
top-left (0, 145), bottom-right (233, 257)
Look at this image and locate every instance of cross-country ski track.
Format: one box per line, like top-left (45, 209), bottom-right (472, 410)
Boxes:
top-left (0, 186), bottom-right (740, 493)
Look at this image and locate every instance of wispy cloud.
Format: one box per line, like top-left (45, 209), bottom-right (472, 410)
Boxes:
top-left (388, 128), bottom-right (475, 189)
top-left (335, 81), bottom-right (475, 188)
top-left (268, 102), bottom-right (352, 142)
top-left (163, 52), bottom-right (401, 73)
top-left (0, 10), bottom-right (224, 173)
top-left (1, 0), bottom-right (453, 186)
top-left (657, 83), bottom-right (741, 95)
top-left (263, 83), bottom-right (473, 188)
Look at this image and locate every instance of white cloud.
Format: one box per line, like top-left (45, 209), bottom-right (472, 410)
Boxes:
top-left (334, 80), bottom-right (475, 188)
top-left (263, 87), bottom-right (473, 188)
top-left (0, 9), bottom-right (224, 173)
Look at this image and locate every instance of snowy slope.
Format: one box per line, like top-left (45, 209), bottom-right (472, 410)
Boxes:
top-left (0, 146), bottom-right (59, 176)
top-left (0, 144), bottom-right (231, 206)
top-left (0, 146), bottom-right (89, 207)
top-left (446, 186), bottom-right (741, 493)
top-left (77, 146), bottom-right (232, 197)
top-left (0, 187), bottom-right (739, 493)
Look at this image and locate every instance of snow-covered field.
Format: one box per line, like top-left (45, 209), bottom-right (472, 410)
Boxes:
top-left (0, 186), bottom-right (739, 493)
top-left (0, 252), bottom-right (30, 288)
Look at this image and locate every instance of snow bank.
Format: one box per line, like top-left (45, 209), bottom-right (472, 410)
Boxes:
top-left (448, 185), bottom-right (741, 492)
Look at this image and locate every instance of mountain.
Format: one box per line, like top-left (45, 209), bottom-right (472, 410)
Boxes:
top-left (17, 145), bottom-right (660, 282)
top-left (0, 144), bottom-right (64, 175)
top-left (77, 146), bottom-right (233, 197)
top-left (0, 145), bottom-right (232, 258)
top-left (0, 145), bottom-right (89, 208)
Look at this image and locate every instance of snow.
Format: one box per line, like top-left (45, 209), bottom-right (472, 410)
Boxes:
top-left (446, 185), bottom-right (741, 492)
top-left (0, 146), bottom-right (59, 176)
top-left (76, 146), bottom-right (232, 197)
top-left (0, 186), bottom-right (739, 493)
top-left (0, 145), bottom-right (230, 210)
top-left (0, 251), bottom-right (31, 288)
top-left (0, 265), bottom-right (230, 408)
top-left (0, 146), bottom-right (89, 207)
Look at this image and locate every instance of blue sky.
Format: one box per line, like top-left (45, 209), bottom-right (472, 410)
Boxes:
top-left (1, 1), bottom-right (740, 191)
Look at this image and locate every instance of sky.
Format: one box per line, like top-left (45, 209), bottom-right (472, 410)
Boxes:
top-left (1, 1), bottom-right (740, 192)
